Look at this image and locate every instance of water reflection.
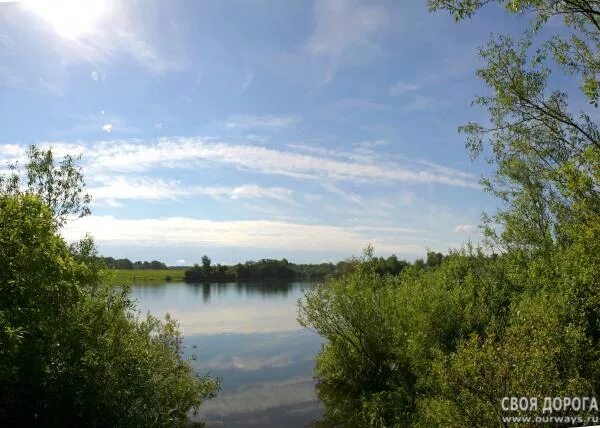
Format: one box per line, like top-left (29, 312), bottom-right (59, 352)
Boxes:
top-left (130, 281), bottom-right (323, 427)
top-left (185, 280), bottom-right (302, 302)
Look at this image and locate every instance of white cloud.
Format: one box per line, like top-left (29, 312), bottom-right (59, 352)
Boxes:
top-left (0, 144), bottom-right (24, 158)
top-left (203, 184), bottom-right (293, 203)
top-left (0, 138), bottom-right (480, 188)
top-left (69, 113), bottom-right (139, 135)
top-left (389, 81), bottom-right (419, 96)
top-left (90, 70), bottom-right (105, 82)
top-left (62, 215), bottom-right (424, 254)
top-left (0, 142), bottom-right (87, 166)
top-left (226, 114), bottom-right (300, 130)
top-left (454, 224), bottom-right (477, 233)
top-left (88, 176), bottom-right (294, 204)
top-left (90, 176), bottom-right (181, 202)
top-left (354, 139), bottom-right (388, 149)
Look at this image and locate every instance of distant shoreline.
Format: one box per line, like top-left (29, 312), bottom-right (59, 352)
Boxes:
top-left (105, 269), bottom-right (187, 284)
top-left (104, 269), bottom-right (325, 285)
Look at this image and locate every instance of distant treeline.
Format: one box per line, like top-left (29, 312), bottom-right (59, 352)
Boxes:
top-left (101, 257), bottom-right (168, 270)
top-left (100, 253), bottom-right (446, 282)
top-left (184, 256), bottom-right (332, 282)
top-left (182, 253), bottom-right (444, 282)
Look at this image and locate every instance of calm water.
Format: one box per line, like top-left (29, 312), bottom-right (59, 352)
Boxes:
top-left (130, 281), bottom-right (324, 427)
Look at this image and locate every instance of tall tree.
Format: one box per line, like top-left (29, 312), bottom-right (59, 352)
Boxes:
top-left (428, 0), bottom-right (600, 251)
top-left (300, 2), bottom-right (600, 426)
top-left (201, 255), bottom-right (212, 274)
top-left (0, 145), bottom-right (91, 226)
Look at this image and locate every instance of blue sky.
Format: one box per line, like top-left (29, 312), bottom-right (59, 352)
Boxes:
top-left (0, 0), bottom-right (526, 264)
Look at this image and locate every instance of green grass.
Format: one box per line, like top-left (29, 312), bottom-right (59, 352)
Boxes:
top-left (104, 269), bottom-right (187, 285)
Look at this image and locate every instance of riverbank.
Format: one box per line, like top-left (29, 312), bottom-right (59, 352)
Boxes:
top-left (105, 269), bottom-right (187, 285)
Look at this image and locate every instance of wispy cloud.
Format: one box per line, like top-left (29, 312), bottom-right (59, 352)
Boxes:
top-left (0, 138), bottom-right (480, 188)
top-left (239, 68), bottom-right (254, 95)
top-left (454, 224), bottom-right (477, 233)
top-left (307, 0), bottom-right (387, 84)
top-left (63, 215), bottom-right (425, 255)
top-left (89, 176), bottom-right (294, 205)
top-left (354, 140), bottom-right (388, 149)
top-left (226, 114), bottom-right (300, 130)
top-left (205, 184), bottom-right (293, 203)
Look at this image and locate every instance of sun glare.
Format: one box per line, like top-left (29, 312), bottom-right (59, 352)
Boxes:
top-left (23, 0), bottom-right (107, 40)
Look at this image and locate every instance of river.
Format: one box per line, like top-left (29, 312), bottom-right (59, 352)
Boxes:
top-left (130, 281), bottom-right (324, 427)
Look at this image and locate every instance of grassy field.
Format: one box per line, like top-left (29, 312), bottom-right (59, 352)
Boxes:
top-left (104, 269), bottom-right (187, 285)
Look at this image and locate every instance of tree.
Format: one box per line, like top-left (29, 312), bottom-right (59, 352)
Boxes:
top-left (428, 0), bottom-right (600, 252)
top-left (0, 147), bottom-right (219, 426)
top-left (299, 250), bottom-right (414, 427)
top-left (419, 0), bottom-right (600, 423)
top-left (150, 260), bottom-right (167, 269)
top-left (300, 2), bottom-right (600, 426)
top-left (116, 258), bottom-right (133, 269)
top-left (0, 145), bottom-right (91, 226)
top-left (425, 251), bottom-right (444, 268)
top-left (201, 255), bottom-right (212, 274)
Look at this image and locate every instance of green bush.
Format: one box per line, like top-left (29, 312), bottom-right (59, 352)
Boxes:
top-left (0, 147), bottom-right (219, 426)
top-left (300, 1), bottom-right (600, 426)
top-left (0, 194), bottom-right (219, 426)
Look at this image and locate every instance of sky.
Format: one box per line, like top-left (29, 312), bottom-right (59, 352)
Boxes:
top-left (0, 0), bottom-right (527, 265)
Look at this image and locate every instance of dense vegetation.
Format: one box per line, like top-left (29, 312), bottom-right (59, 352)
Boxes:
top-left (0, 147), bottom-right (219, 426)
top-left (299, 1), bottom-right (600, 426)
top-left (183, 254), bottom-right (414, 282)
top-left (101, 257), bottom-right (169, 270)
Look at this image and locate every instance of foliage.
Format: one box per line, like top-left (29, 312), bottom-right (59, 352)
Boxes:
top-left (0, 149), bottom-right (218, 426)
top-left (300, 247), bottom-right (512, 426)
top-left (101, 257), bottom-right (169, 270)
top-left (301, 242), bottom-right (600, 426)
top-left (184, 254), bottom-right (411, 283)
top-left (300, 1), bottom-right (600, 426)
top-left (429, 0), bottom-right (600, 252)
top-left (0, 145), bottom-right (91, 226)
